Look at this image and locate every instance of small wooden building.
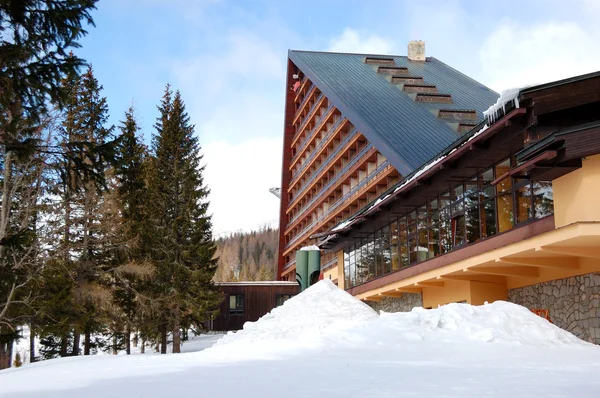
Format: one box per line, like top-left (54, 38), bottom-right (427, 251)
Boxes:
top-left (211, 281), bottom-right (300, 331)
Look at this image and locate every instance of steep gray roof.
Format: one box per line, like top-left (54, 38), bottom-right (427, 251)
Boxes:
top-left (289, 50), bottom-right (499, 175)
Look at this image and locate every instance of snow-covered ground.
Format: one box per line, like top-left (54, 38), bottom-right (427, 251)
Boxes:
top-left (2, 280), bottom-right (600, 397)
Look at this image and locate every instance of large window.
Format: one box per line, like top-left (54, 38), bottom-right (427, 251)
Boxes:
top-left (229, 294), bottom-right (244, 314)
top-left (343, 158), bottom-right (554, 288)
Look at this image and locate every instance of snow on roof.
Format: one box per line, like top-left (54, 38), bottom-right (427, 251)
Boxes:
top-left (215, 281), bottom-right (299, 286)
top-left (299, 245), bottom-right (320, 251)
top-left (331, 219), bottom-right (351, 232)
top-left (483, 87), bottom-right (521, 124)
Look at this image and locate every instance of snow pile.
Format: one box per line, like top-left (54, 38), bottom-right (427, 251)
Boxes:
top-left (338, 301), bottom-right (587, 348)
top-left (209, 280), bottom-right (587, 361)
top-left (210, 279), bottom-right (377, 355)
top-left (3, 283), bottom-right (599, 398)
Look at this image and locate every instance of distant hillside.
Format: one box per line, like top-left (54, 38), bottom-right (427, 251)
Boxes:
top-left (213, 226), bottom-right (278, 281)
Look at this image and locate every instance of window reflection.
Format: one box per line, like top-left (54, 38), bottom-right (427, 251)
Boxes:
top-left (343, 158), bottom-right (555, 288)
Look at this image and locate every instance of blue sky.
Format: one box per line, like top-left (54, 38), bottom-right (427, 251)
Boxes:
top-left (76, 0), bottom-right (600, 235)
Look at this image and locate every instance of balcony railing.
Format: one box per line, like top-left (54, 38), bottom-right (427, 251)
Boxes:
top-left (285, 160), bottom-right (391, 250)
top-left (283, 258), bottom-right (296, 271)
top-left (293, 83), bottom-right (316, 121)
top-left (290, 116), bottom-right (347, 182)
top-left (291, 105), bottom-right (335, 167)
top-left (290, 129), bottom-right (358, 211)
top-left (292, 93), bottom-right (325, 145)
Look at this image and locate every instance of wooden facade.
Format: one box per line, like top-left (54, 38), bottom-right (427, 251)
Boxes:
top-left (212, 282), bottom-right (299, 331)
top-left (277, 56), bottom-right (401, 281)
top-left (276, 50), bottom-right (497, 283)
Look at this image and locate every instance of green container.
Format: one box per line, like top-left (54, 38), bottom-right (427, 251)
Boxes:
top-left (307, 250), bottom-right (321, 287)
top-left (295, 250), bottom-right (309, 290)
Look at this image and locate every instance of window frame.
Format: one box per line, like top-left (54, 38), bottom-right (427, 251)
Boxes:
top-left (229, 294), bottom-right (244, 315)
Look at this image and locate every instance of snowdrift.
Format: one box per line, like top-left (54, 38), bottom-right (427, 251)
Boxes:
top-left (213, 279), bottom-right (377, 353)
top-left (210, 279), bottom-right (587, 357)
top-left (340, 301), bottom-right (586, 348)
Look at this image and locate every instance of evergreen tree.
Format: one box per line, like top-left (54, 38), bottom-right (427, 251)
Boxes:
top-left (41, 66), bottom-right (116, 357)
top-left (112, 107), bottom-right (153, 355)
top-left (148, 85), bottom-right (221, 354)
top-left (0, 0), bottom-right (97, 121)
top-left (0, 106), bottom-right (49, 368)
top-left (0, 1), bottom-right (97, 369)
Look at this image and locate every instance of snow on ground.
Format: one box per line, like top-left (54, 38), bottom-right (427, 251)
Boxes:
top-left (10, 328), bottom-right (224, 365)
top-left (2, 279), bottom-right (600, 397)
top-left (208, 279), bottom-right (377, 359)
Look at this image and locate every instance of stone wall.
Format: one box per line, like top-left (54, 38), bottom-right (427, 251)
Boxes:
top-left (508, 273), bottom-right (600, 345)
top-left (367, 293), bottom-right (423, 313)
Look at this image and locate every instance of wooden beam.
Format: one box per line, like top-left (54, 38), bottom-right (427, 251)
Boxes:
top-left (437, 274), bottom-right (507, 284)
top-left (363, 296), bottom-right (382, 302)
top-left (537, 246), bottom-right (600, 259)
top-left (496, 256), bottom-right (579, 269)
top-left (379, 292), bottom-right (403, 298)
top-left (395, 287), bottom-right (423, 293)
top-left (466, 266), bottom-right (539, 277)
top-left (414, 282), bottom-right (445, 288)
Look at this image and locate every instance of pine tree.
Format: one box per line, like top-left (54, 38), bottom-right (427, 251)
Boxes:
top-left (0, 106), bottom-right (49, 368)
top-left (0, 1), bottom-right (97, 121)
top-left (112, 107), bottom-right (153, 355)
top-left (41, 66), bottom-right (116, 357)
top-left (0, 1), bottom-right (98, 369)
top-left (148, 86), bottom-right (221, 354)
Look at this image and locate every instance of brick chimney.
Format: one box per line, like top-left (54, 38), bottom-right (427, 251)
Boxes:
top-left (407, 40), bottom-right (425, 62)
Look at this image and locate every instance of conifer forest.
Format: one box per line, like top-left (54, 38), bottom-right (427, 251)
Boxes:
top-left (0, 0), bottom-right (224, 367)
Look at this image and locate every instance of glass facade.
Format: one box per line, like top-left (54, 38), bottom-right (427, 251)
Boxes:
top-left (343, 159), bottom-right (554, 289)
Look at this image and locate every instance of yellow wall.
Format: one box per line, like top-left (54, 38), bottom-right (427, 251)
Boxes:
top-left (322, 266), bottom-right (338, 282)
top-left (421, 280), bottom-right (508, 307)
top-left (554, 154), bottom-right (600, 228)
top-left (469, 281), bottom-right (508, 305)
top-left (422, 280), bottom-right (470, 308)
top-left (337, 250), bottom-right (345, 290)
top-left (322, 251), bottom-right (345, 290)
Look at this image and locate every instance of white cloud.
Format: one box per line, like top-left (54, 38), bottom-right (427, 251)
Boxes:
top-left (328, 28), bottom-right (394, 54)
top-left (202, 136), bottom-right (282, 237)
top-left (166, 28), bottom-right (291, 234)
top-left (479, 19), bottom-right (600, 92)
top-left (170, 30), bottom-right (286, 142)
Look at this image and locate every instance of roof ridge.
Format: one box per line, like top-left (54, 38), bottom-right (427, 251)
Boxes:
top-left (289, 49), bottom-right (409, 58)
